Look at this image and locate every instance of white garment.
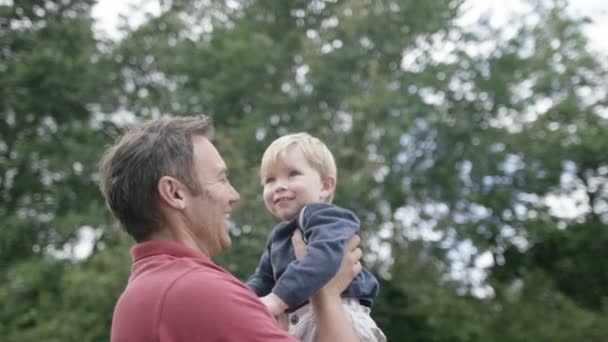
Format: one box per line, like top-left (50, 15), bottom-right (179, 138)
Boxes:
top-left (288, 298), bottom-right (387, 342)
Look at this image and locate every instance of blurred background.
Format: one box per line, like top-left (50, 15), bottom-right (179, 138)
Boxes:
top-left (1, 0), bottom-right (607, 340)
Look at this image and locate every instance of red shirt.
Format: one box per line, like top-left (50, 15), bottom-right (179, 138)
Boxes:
top-left (111, 240), bottom-right (297, 342)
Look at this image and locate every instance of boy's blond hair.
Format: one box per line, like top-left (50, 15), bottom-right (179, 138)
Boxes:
top-left (260, 132), bottom-right (337, 202)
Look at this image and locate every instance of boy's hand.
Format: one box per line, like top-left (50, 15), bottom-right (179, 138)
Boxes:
top-left (260, 293), bottom-right (289, 316)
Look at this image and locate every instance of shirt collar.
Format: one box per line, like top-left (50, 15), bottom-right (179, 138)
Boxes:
top-left (131, 239), bottom-right (208, 263)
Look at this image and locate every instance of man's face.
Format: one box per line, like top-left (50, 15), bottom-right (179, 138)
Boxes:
top-left (183, 136), bottom-right (240, 257)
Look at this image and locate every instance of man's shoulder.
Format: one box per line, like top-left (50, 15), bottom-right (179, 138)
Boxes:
top-left (120, 261), bottom-right (296, 341)
top-left (112, 259), bottom-right (239, 340)
top-left (168, 261), bottom-right (246, 295)
top-left (160, 262), bottom-right (266, 316)
top-left (130, 255), bottom-right (240, 294)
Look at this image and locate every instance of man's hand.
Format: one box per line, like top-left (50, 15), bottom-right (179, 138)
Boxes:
top-left (320, 234), bottom-right (362, 297)
top-left (309, 233), bottom-right (363, 342)
top-left (291, 229), bottom-right (308, 259)
top-left (291, 229), bottom-right (362, 295)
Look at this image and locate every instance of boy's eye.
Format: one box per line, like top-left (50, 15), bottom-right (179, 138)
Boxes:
top-left (288, 170), bottom-right (300, 177)
top-left (264, 177), bottom-right (275, 184)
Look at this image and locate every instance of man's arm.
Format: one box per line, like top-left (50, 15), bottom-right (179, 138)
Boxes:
top-left (293, 230), bottom-right (362, 342)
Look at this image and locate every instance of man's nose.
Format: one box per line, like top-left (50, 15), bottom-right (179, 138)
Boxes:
top-left (229, 185), bottom-right (241, 204)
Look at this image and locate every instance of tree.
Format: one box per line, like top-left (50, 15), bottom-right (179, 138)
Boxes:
top-left (0, 0), bottom-right (122, 340)
top-left (112, 0), bottom-right (607, 340)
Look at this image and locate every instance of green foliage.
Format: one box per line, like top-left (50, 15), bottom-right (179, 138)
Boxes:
top-left (1, 0), bottom-right (607, 340)
top-left (1, 0), bottom-right (123, 340)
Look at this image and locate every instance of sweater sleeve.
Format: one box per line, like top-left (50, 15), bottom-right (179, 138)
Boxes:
top-left (246, 232), bottom-right (275, 297)
top-left (272, 203), bottom-right (359, 309)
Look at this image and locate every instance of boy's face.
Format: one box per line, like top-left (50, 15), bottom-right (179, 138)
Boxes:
top-left (262, 148), bottom-right (334, 221)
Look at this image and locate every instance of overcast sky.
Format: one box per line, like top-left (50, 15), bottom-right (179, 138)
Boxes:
top-left (92, 0), bottom-right (608, 53)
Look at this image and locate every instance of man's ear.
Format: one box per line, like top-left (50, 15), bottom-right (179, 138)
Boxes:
top-left (158, 176), bottom-right (187, 210)
top-left (320, 176), bottom-right (336, 201)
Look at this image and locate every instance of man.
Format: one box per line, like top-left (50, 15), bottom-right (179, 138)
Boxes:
top-left (99, 115), bottom-right (362, 341)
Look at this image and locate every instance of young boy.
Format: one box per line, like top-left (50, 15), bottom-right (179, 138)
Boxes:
top-left (247, 133), bottom-right (386, 342)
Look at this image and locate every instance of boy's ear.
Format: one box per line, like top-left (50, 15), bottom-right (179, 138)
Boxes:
top-left (158, 176), bottom-right (188, 210)
top-left (320, 176), bottom-right (336, 201)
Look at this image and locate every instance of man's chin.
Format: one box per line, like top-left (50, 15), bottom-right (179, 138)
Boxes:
top-left (220, 237), bottom-right (232, 252)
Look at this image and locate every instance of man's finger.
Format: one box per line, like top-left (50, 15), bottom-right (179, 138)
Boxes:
top-left (291, 230), bottom-right (307, 259)
top-left (345, 234), bottom-right (360, 250)
top-left (353, 261), bottom-right (362, 274)
top-left (292, 229), bottom-right (303, 243)
top-left (352, 247), bottom-right (362, 261)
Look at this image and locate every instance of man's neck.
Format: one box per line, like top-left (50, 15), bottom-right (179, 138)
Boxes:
top-left (148, 225), bottom-right (210, 258)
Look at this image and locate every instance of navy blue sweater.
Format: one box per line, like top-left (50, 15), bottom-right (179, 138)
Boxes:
top-left (246, 202), bottom-right (379, 311)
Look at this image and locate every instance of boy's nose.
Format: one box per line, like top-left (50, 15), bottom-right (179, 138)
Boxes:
top-left (274, 180), bottom-right (287, 192)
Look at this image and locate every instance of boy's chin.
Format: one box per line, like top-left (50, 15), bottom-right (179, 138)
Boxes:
top-left (277, 210), bottom-right (297, 221)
